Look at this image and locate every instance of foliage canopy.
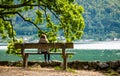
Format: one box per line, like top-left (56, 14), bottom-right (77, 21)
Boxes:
top-left (7, 0), bottom-right (120, 41)
top-left (0, 0), bottom-right (84, 55)
top-left (0, 0), bottom-right (84, 42)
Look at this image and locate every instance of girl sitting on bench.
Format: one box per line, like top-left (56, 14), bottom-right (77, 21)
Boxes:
top-left (38, 34), bottom-right (50, 62)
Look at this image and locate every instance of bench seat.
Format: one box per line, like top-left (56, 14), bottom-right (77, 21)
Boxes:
top-left (17, 52), bottom-right (75, 55)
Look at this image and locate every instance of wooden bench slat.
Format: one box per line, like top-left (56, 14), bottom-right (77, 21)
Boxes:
top-left (17, 52), bottom-right (75, 55)
top-left (50, 52), bottom-right (75, 55)
top-left (15, 43), bottom-right (73, 49)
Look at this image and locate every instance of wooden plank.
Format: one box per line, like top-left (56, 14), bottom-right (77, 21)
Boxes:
top-left (65, 43), bottom-right (73, 48)
top-left (14, 43), bottom-right (73, 49)
top-left (16, 52), bottom-right (75, 55)
top-left (62, 44), bottom-right (67, 70)
top-left (50, 52), bottom-right (75, 55)
top-left (14, 43), bottom-right (22, 49)
top-left (23, 54), bottom-right (28, 68)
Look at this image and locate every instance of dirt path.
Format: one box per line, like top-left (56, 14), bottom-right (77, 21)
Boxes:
top-left (0, 66), bottom-right (105, 76)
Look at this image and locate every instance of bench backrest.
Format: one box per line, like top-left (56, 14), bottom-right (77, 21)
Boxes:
top-left (14, 43), bottom-right (73, 49)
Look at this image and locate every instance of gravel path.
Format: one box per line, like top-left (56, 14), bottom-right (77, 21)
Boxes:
top-left (0, 66), bottom-right (105, 76)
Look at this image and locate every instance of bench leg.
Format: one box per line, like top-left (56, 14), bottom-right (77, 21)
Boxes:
top-left (23, 54), bottom-right (29, 68)
top-left (62, 44), bottom-right (67, 70)
top-left (63, 55), bottom-right (67, 70)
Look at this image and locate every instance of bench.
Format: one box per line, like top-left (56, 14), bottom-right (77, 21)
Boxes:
top-left (14, 43), bottom-right (74, 70)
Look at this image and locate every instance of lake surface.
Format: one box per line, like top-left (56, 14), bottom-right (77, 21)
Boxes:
top-left (0, 41), bottom-right (120, 62)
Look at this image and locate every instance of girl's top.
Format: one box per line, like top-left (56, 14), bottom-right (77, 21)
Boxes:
top-left (38, 34), bottom-right (49, 52)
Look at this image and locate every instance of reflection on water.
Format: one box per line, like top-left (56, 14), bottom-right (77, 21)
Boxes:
top-left (74, 41), bottom-right (120, 50)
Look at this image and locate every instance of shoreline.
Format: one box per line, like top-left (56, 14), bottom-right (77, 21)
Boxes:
top-left (0, 60), bottom-right (119, 76)
top-left (0, 60), bottom-right (120, 71)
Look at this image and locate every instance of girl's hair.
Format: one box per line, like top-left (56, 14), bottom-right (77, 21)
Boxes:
top-left (40, 34), bottom-right (46, 39)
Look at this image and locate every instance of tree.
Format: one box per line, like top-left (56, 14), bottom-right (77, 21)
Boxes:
top-left (0, 0), bottom-right (84, 54)
top-left (0, 0), bottom-right (84, 42)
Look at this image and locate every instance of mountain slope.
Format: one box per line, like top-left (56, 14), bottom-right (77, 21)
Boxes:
top-left (14, 0), bottom-right (120, 41)
top-left (77, 0), bottom-right (120, 40)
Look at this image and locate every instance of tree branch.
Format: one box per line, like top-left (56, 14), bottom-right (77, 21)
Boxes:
top-left (17, 12), bottom-right (42, 31)
top-left (48, 8), bottom-right (65, 26)
top-left (0, 11), bottom-right (18, 15)
top-left (0, 0), bottom-right (32, 8)
top-left (38, 1), bottom-right (65, 26)
top-left (0, 0), bottom-right (47, 9)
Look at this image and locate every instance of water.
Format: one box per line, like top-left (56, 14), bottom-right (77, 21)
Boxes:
top-left (0, 41), bottom-right (120, 62)
top-left (0, 49), bottom-right (120, 62)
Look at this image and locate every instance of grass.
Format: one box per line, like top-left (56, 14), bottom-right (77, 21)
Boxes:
top-left (54, 66), bottom-right (76, 73)
top-left (54, 66), bottom-right (61, 70)
top-left (104, 69), bottom-right (119, 76)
